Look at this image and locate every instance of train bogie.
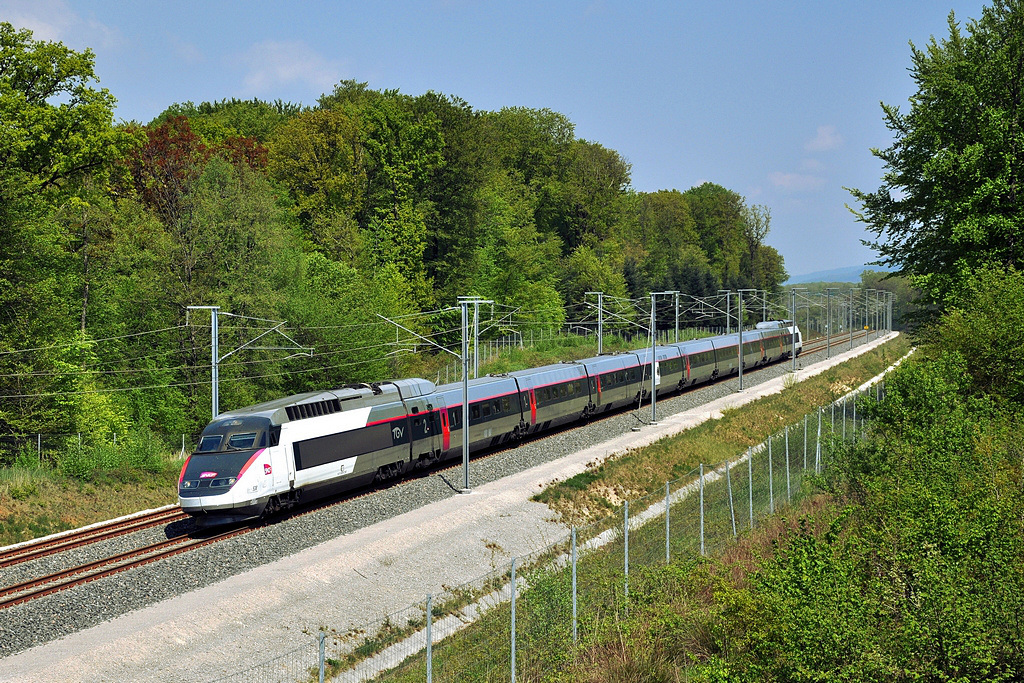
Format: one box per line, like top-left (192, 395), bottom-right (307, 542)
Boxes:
top-left (634, 347), bottom-right (686, 397)
top-left (508, 364), bottom-right (590, 430)
top-left (676, 338), bottom-right (717, 385)
top-left (434, 376), bottom-right (523, 459)
top-left (578, 354), bottom-right (642, 413)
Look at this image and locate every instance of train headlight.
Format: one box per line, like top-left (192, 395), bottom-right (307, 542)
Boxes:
top-left (210, 477), bottom-right (237, 488)
top-left (181, 480), bottom-right (199, 489)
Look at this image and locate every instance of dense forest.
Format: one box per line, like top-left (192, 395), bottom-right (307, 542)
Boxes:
top-left (0, 22), bottom-right (787, 445)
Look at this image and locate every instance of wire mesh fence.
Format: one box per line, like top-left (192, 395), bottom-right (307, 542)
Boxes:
top-left (0, 431), bottom-right (199, 467)
top-left (213, 380), bottom-right (885, 682)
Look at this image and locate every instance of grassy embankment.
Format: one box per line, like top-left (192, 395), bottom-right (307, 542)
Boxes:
top-left (536, 335), bottom-right (909, 525)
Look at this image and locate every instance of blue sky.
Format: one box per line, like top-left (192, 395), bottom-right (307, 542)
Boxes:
top-left (1, 0), bottom-right (990, 277)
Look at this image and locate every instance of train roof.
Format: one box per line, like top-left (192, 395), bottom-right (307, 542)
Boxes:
top-left (210, 378), bottom-right (437, 426)
top-left (755, 320), bottom-right (793, 329)
top-left (434, 375), bottom-right (521, 403)
top-left (633, 346), bottom-right (681, 363)
top-left (675, 337), bottom-right (717, 354)
top-left (506, 362), bottom-right (588, 382)
top-left (576, 353), bottom-right (639, 374)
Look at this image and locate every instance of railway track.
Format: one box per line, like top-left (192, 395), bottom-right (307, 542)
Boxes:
top-left (0, 524), bottom-right (251, 610)
top-left (0, 330), bottom-right (889, 613)
top-left (802, 329), bottom-right (874, 355)
top-left (0, 506), bottom-right (188, 570)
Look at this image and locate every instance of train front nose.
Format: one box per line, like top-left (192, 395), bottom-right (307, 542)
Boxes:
top-left (178, 450), bottom-right (263, 518)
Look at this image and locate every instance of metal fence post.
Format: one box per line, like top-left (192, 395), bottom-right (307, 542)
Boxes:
top-left (571, 527), bottom-right (578, 645)
top-left (426, 594), bottom-right (433, 683)
top-left (853, 394), bottom-right (857, 440)
top-left (748, 447), bottom-right (754, 529)
top-left (842, 397), bottom-right (847, 441)
top-left (803, 414), bottom-right (808, 469)
top-left (624, 501), bottom-right (630, 600)
top-left (816, 408), bottom-right (822, 473)
top-left (510, 558), bottom-right (516, 683)
top-left (318, 631), bottom-right (325, 683)
top-left (37, 433), bottom-right (41, 460)
top-left (727, 463), bottom-right (736, 537)
top-left (768, 437), bottom-right (774, 514)
top-left (665, 482), bottom-right (670, 564)
top-left (785, 426), bottom-right (791, 502)
top-left (699, 464), bottom-right (705, 555)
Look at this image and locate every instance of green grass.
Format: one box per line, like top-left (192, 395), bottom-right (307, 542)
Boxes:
top-left (534, 336), bottom-right (909, 525)
top-left (368, 421), bottom-right (842, 682)
top-left (0, 435), bottom-right (183, 546)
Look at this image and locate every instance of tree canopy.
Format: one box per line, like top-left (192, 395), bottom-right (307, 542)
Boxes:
top-left (849, 1), bottom-right (1024, 310)
top-left (0, 27), bottom-right (790, 444)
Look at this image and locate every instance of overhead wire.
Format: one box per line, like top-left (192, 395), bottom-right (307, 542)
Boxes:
top-left (0, 292), bottom-right (756, 400)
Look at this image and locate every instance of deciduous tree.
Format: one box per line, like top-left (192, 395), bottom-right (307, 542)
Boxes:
top-left (849, 1), bottom-right (1024, 310)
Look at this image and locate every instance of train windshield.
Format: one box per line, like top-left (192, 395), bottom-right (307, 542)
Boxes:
top-left (194, 416), bottom-right (272, 453)
top-left (228, 432), bottom-right (258, 449)
top-left (197, 435), bottom-right (223, 452)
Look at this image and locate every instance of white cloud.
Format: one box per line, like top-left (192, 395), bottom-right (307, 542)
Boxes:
top-left (801, 158), bottom-right (825, 172)
top-left (0, 0), bottom-right (119, 48)
top-left (805, 125), bottom-right (842, 152)
top-left (236, 41), bottom-right (344, 96)
top-left (769, 171), bottom-right (826, 192)
top-left (173, 39), bottom-right (204, 66)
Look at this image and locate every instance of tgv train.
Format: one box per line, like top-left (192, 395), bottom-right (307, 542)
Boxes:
top-left (178, 322), bottom-right (802, 526)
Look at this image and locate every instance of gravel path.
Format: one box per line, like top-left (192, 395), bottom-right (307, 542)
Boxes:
top-left (0, 335), bottom-right (895, 682)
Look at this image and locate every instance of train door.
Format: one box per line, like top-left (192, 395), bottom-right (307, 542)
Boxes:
top-left (426, 400), bottom-right (443, 457)
top-left (438, 409), bottom-right (450, 456)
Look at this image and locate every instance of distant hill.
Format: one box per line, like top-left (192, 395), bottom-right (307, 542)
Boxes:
top-left (784, 264), bottom-right (892, 285)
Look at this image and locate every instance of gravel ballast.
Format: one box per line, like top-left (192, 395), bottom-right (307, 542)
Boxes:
top-left (0, 335), bottom-right (897, 682)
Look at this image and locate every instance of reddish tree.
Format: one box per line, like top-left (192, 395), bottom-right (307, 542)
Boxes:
top-left (124, 116), bottom-right (210, 224)
top-left (218, 136), bottom-right (269, 170)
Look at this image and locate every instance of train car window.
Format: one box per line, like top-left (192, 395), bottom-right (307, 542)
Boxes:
top-left (472, 405), bottom-right (481, 420)
top-left (228, 432), bottom-right (257, 449)
top-left (493, 400), bottom-right (501, 414)
top-left (481, 403), bottom-right (490, 417)
top-left (197, 435), bottom-right (222, 452)
top-left (560, 385), bottom-right (568, 397)
top-left (258, 432), bottom-right (267, 448)
top-left (269, 426), bottom-right (281, 447)
top-left (567, 382), bottom-right (574, 395)
top-left (502, 397), bottom-right (511, 412)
